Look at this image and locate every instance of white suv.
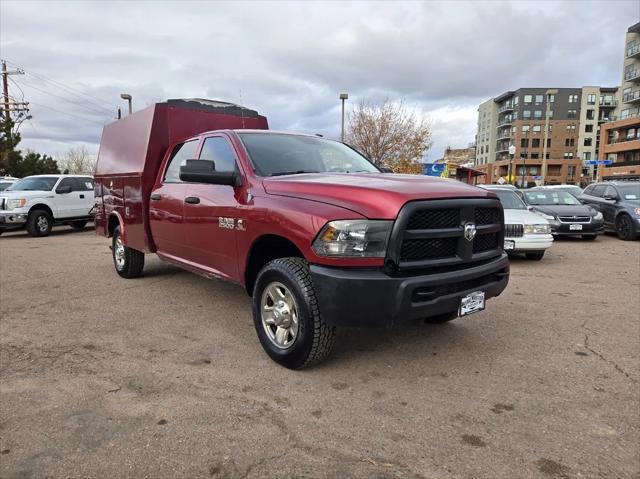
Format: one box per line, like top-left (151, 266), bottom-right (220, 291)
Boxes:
top-left (0, 175), bottom-right (95, 237)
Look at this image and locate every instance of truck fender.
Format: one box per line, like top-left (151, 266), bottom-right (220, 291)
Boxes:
top-left (108, 211), bottom-right (127, 243)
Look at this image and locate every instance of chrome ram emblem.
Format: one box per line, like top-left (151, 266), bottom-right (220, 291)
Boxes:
top-left (464, 222), bottom-right (477, 242)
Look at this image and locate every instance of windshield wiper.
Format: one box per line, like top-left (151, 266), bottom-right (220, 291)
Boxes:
top-left (270, 170), bottom-right (319, 177)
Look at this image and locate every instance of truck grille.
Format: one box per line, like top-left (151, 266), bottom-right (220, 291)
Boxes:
top-left (388, 198), bottom-right (504, 271)
top-left (504, 224), bottom-right (524, 238)
top-left (558, 216), bottom-right (590, 223)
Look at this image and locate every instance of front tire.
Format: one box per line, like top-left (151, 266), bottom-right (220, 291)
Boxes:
top-left (525, 251), bottom-right (545, 261)
top-left (112, 225), bottom-right (145, 278)
top-left (26, 209), bottom-right (53, 237)
top-left (616, 214), bottom-right (637, 241)
top-left (252, 258), bottom-right (336, 369)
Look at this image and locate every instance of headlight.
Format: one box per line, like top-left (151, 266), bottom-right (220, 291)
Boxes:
top-left (6, 198), bottom-right (27, 210)
top-left (594, 211), bottom-right (603, 221)
top-left (312, 220), bottom-right (392, 257)
top-left (524, 224), bottom-right (550, 234)
top-left (634, 207), bottom-right (640, 216)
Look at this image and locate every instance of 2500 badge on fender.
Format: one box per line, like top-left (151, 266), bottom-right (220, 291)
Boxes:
top-left (93, 98), bottom-right (510, 369)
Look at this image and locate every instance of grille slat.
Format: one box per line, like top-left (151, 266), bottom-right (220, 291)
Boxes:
top-left (505, 224), bottom-right (524, 238)
top-left (473, 233), bottom-right (499, 253)
top-left (558, 216), bottom-right (590, 223)
top-left (400, 238), bottom-right (457, 261)
top-left (406, 209), bottom-right (459, 230)
top-left (475, 207), bottom-right (499, 225)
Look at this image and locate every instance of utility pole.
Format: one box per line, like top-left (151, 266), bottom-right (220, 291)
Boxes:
top-left (1, 60), bottom-right (28, 137)
top-left (2, 61), bottom-right (9, 123)
top-left (540, 88), bottom-right (558, 186)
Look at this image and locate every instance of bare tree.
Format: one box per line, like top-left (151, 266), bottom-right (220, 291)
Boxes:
top-left (58, 146), bottom-right (97, 175)
top-left (346, 99), bottom-right (432, 174)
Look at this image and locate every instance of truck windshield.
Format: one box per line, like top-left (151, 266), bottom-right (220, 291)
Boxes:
top-left (7, 176), bottom-right (59, 191)
top-left (238, 133), bottom-right (380, 176)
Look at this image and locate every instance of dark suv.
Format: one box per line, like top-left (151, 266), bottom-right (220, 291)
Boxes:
top-left (579, 181), bottom-right (640, 240)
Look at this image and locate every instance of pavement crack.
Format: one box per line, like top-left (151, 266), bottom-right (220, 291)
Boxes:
top-left (582, 320), bottom-right (637, 384)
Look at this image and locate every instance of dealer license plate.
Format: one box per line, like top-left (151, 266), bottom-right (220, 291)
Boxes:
top-left (569, 224), bottom-right (583, 231)
top-left (504, 239), bottom-right (515, 250)
top-left (459, 291), bottom-right (485, 317)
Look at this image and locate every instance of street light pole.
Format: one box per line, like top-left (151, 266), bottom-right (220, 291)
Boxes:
top-left (339, 93), bottom-right (348, 142)
top-left (541, 88), bottom-right (557, 185)
top-left (508, 144), bottom-right (516, 185)
top-left (120, 93), bottom-right (132, 115)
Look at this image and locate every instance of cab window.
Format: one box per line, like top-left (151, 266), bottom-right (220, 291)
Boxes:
top-left (199, 137), bottom-right (237, 172)
top-left (164, 140), bottom-right (199, 183)
top-left (57, 177), bottom-right (77, 192)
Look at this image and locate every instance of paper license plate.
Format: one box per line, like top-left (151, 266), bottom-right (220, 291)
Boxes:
top-left (569, 224), bottom-right (583, 231)
top-left (459, 291), bottom-right (485, 317)
top-left (504, 240), bottom-right (515, 250)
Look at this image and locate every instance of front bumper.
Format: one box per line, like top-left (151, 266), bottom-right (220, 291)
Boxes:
top-left (310, 253), bottom-right (510, 328)
top-left (549, 220), bottom-right (604, 236)
top-left (510, 233), bottom-right (554, 252)
top-left (0, 211), bottom-right (28, 227)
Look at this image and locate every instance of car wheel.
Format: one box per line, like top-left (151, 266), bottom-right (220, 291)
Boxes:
top-left (70, 220), bottom-right (88, 230)
top-left (616, 214), bottom-right (637, 241)
top-left (26, 209), bottom-right (53, 237)
top-left (112, 225), bottom-right (145, 278)
top-left (581, 234), bottom-right (597, 241)
top-left (424, 311), bottom-right (458, 324)
top-left (525, 251), bottom-right (545, 261)
top-left (252, 257), bottom-right (336, 369)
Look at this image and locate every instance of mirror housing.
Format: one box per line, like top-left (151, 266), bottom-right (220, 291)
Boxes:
top-left (603, 194), bottom-right (617, 201)
top-left (179, 159), bottom-right (240, 186)
top-left (56, 185), bottom-right (72, 194)
top-left (380, 167), bottom-right (394, 173)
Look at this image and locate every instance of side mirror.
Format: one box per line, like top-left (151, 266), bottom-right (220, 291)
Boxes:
top-left (603, 195), bottom-right (617, 201)
top-left (380, 167), bottom-right (393, 173)
top-left (179, 159), bottom-right (240, 186)
top-left (56, 185), bottom-right (72, 194)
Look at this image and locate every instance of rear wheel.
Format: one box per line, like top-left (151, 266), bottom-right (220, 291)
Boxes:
top-left (26, 209), bottom-right (53, 237)
top-left (70, 220), bottom-right (88, 230)
top-left (581, 234), bottom-right (597, 241)
top-left (112, 225), bottom-right (145, 278)
top-left (616, 214), bottom-right (636, 241)
top-left (525, 251), bottom-right (545, 261)
top-left (252, 257), bottom-right (335, 369)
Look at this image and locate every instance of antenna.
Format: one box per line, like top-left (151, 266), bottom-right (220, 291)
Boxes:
top-left (239, 89), bottom-right (246, 128)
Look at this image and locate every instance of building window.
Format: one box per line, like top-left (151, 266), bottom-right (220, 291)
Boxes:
top-left (583, 152), bottom-right (591, 160)
top-left (532, 138), bottom-right (541, 148)
top-left (514, 96), bottom-right (519, 105)
top-left (566, 124), bottom-right (576, 131)
top-left (586, 109), bottom-right (594, 120)
top-left (585, 124), bottom-right (594, 133)
top-left (568, 166), bottom-right (576, 177)
top-left (568, 110), bottom-right (577, 119)
top-left (565, 138), bottom-right (575, 147)
top-left (521, 125), bottom-right (530, 133)
top-left (535, 94), bottom-right (543, 105)
top-left (546, 153), bottom-right (550, 159)
top-left (621, 109), bottom-right (630, 119)
top-left (587, 94), bottom-right (596, 105)
top-left (532, 125), bottom-right (541, 133)
top-left (530, 153), bottom-right (539, 159)
top-left (568, 94), bottom-right (578, 103)
top-left (521, 138), bottom-right (529, 147)
top-left (523, 110), bottom-right (531, 119)
top-left (563, 152), bottom-right (574, 159)
top-left (548, 94), bottom-right (555, 103)
top-left (547, 138), bottom-right (551, 148)
top-left (534, 110), bottom-right (542, 119)
top-left (584, 138), bottom-right (592, 147)
top-left (548, 110), bottom-right (553, 118)
top-left (524, 95), bottom-right (532, 105)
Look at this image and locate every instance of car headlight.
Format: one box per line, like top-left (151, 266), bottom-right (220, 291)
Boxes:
top-left (6, 198), bottom-right (27, 210)
top-left (634, 207), bottom-right (640, 216)
top-left (524, 224), bottom-right (550, 234)
top-left (593, 211), bottom-right (603, 221)
top-left (312, 220), bottom-right (392, 257)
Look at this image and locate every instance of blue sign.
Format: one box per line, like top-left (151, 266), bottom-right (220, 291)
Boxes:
top-left (586, 160), bottom-right (613, 166)
top-left (423, 163), bottom-right (446, 177)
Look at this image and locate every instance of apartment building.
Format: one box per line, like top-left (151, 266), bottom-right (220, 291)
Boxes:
top-left (598, 22), bottom-right (640, 180)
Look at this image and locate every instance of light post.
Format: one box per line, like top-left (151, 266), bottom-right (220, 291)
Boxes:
top-left (120, 93), bottom-right (132, 115)
top-left (339, 93), bottom-right (348, 142)
top-left (521, 153), bottom-right (526, 188)
top-left (541, 88), bottom-right (558, 185)
top-left (508, 144), bottom-right (516, 185)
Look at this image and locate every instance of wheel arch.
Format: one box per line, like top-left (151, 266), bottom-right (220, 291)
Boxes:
top-left (107, 212), bottom-right (125, 240)
top-left (28, 203), bottom-right (54, 218)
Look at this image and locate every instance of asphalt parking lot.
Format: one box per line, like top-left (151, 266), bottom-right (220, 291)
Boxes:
top-left (0, 227), bottom-right (638, 479)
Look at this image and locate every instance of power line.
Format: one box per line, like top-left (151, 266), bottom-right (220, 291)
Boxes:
top-left (26, 100), bottom-right (109, 126)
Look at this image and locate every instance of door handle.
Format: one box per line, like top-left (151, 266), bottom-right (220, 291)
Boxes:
top-left (79, 194), bottom-right (85, 199)
top-left (150, 193), bottom-right (161, 201)
top-left (185, 196), bottom-right (200, 204)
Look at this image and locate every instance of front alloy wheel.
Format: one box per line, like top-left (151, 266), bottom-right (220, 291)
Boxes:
top-left (616, 214), bottom-right (636, 241)
top-left (260, 282), bottom-right (299, 349)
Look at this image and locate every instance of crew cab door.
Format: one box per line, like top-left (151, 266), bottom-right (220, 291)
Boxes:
top-left (54, 177), bottom-right (88, 218)
top-left (149, 139), bottom-right (199, 258)
top-left (182, 135), bottom-right (241, 280)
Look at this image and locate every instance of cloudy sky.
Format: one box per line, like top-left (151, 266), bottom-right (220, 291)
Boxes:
top-left (0, 0), bottom-right (635, 162)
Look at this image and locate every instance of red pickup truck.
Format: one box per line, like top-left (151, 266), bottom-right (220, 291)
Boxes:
top-left (95, 99), bottom-right (509, 369)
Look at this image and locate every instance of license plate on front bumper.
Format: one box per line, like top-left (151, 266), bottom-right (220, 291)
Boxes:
top-left (569, 224), bottom-right (583, 230)
top-left (459, 291), bottom-right (485, 317)
top-left (504, 240), bottom-right (515, 250)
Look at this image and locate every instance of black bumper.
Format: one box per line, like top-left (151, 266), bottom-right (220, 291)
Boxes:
top-left (310, 253), bottom-right (510, 328)
top-left (551, 222), bottom-right (604, 236)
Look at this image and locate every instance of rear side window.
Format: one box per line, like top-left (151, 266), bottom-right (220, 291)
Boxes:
top-left (57, 177), bottom-right (78, 192)
top-left (164, 140), bottom-right (199, 183)
top-left (199, 137), bottom-right (237, 172)
top-left (590, 185), bottom-right (605, 197)
top-left (78, 177), bottom-right (94, 191)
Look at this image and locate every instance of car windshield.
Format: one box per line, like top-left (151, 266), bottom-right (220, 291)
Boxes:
top-left (557, 186), bottom-right (583, 198)
top-left (0, 182), bottom-right (12, 191)
top-left (617, 183), bottom-right (640, 200)
top-left (493, 189), bottom-right (526, 210)
top-left (238, 133), bottom-right (380, 176)
top-left (525, 190), bottom-right (580, 205)
top-left (6, 176), bottom-right (59, 191)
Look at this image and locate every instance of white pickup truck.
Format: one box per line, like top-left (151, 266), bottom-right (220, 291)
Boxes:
top-left (0, 174), bottom-right (95, 237)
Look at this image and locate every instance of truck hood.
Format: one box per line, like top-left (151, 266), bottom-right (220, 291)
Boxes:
top-left (503, 208), bottom-right (550, 225)
top-left (262, 173), bottom-right (492, 219)
top-left (0, 190), bottom-right (53, 200)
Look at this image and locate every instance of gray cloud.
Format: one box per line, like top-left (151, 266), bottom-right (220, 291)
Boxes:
top-left (0, 0), bottom-right (633, 162)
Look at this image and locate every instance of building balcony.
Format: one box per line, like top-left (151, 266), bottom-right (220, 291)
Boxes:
top-left (498, 104), bottom-right (514, 113)
top-left (496, 117), bottom-right (513, 127)
top-left (627, 42), bottom-right (640, 58)
top-left (625, 68), bottom-right (640, 83)
top-left (622, 90), bottom-right (640, 104)
top-left (599, 100), bottom-right (618, 108)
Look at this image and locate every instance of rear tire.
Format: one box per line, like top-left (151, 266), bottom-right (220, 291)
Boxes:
top-left (525, 251), bottom-right (545, 261)
top-left (581, 234), bottom-right (597, 241)
top-left (26, 209), bottom-right (53, 237)
top-left (616, 214), bottom-right (637, 241)
top-left (425, 311), bottom-right (458, 324)
top-left (112, 225), bottom-right (144, 278)
top-left (70, 220), bottom-right (88, 230)
top-left (252, 257), bottom-right (336, 369)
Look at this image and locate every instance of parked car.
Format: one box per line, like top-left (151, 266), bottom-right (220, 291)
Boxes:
top-left (94, 99), bottom-right (510, 369)
top-left (579, 181), bottom-right (640, 240)
top-left (533, 184), bottom-right (583, 201)
top-left (480, 186), bottom-right (553, 260)
top-left (0, 175), bottom-right (95, 236)
top-left (0, 176), bottom-right (18, 191)
top-left (522, 189), bottom-right (604, 240)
